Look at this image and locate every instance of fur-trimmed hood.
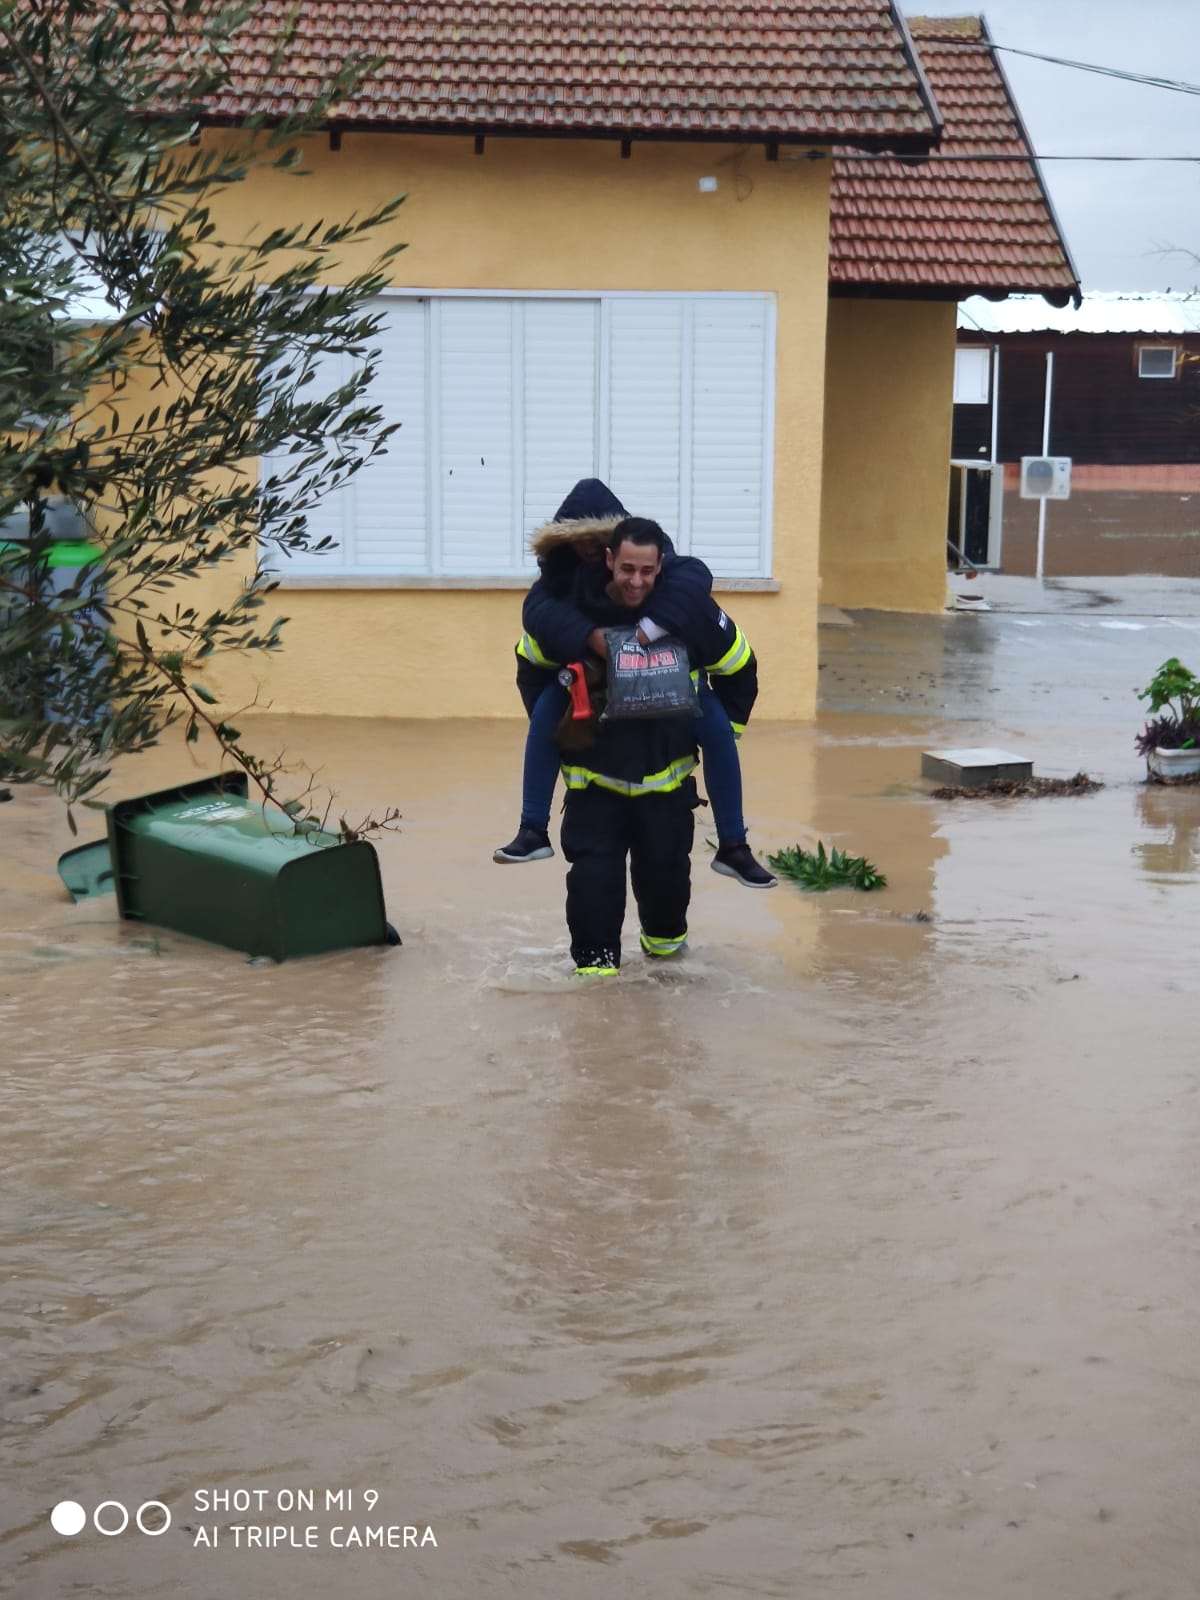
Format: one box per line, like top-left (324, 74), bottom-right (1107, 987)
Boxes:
top-left (530, 511), bottom-right (625, 562)
top-left (528, 478), bottom-right (628, 562)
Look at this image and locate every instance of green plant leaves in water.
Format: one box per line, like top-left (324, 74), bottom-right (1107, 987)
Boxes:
top-left (766, 840), bottom-right (888, 892)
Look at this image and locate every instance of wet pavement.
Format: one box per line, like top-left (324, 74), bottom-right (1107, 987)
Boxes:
top-left (3, 591), bottom-right (1200, 1598)
top-left (820, 598), bottom-right (1200, 727)
top-left (949, 569), bottom-right (1200, 619)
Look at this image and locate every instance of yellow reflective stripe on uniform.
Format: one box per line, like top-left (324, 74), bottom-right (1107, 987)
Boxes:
top-left (561, 754), bottom-right (698, 797)
top-left (640, 930), bottom-right (688, 957)
top-left (516, 633), bottom-right (559, 669)
top-left (729, 720), bottom-right (746, 740)
top-left (707, 624), bottom-right (750, 677)
top-left (574, 965), bottom-right (620, 977)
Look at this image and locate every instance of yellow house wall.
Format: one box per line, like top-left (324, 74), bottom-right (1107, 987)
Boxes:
top-left (177, 132), bottom-right (830, 720)
top-left (819, 298), bottom-right (956, 614)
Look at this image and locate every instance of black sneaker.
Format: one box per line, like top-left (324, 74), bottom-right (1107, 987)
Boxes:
top-left (493, 825), bottom-right (554, 864)
top-left (712, 842), bottom-right (777, 888)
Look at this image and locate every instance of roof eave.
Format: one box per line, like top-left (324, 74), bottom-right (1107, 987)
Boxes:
top-left (195, 112), bottom-right (940, 154)
top-left (830, 281), bottom-right (1079, 309)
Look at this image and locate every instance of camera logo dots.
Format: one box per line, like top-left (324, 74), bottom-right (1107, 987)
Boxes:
top-left (51, 1500), bottom-right (171, 1537)
top-left (50, 1502), bottom-right (87, 1537)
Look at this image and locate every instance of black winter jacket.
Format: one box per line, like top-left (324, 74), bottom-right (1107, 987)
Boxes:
top-left (521, 478), bottom-right (713, 666)
top-left (546, 559), bottom-right (703, 795)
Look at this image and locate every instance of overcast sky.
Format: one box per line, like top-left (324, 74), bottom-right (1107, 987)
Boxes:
top-left (909, 0), bottom-right (1200, 294)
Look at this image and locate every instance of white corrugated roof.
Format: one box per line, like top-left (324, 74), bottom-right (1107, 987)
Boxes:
top-left (958, 292), bottom-right (1200, 337)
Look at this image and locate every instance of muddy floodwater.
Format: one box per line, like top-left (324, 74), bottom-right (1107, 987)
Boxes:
top-left (3, 606), bottom-right (1200, 1598)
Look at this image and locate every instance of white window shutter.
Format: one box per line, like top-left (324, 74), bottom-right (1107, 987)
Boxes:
top-left (351, 298), bottom-right (428, 572)
top-left (522, 300), bottom-right (598, 561)
top-left (263, 291), bottom-right (773, 580)
top-left (259, 343), bottom-right (349, 574)
top-left (689, 298), bottom-right (769, 576)
top-left (436, 299), bottom-right (514, 572)
top-left (606, 298), bottom-right (684, 536)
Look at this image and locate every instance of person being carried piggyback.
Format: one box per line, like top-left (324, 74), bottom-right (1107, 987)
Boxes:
top-left (494, 478), bottom-right (776, 889)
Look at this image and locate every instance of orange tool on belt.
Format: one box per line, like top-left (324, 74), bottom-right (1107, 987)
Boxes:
top-left (558, 662), bottom-right (592, 720)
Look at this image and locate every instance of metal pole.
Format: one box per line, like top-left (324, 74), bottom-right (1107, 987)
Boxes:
top-left (990, 343), bottom-right (1002, 567)
top-left (1035, 349), bottom-right (1054, 581)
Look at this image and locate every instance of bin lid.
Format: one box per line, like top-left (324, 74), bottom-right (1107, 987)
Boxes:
top-left (57, 838), bottom-right (116, 900)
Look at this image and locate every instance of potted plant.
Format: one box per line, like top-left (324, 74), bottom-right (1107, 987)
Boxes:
top-left (1135, 657), bottom-right (1200, 778)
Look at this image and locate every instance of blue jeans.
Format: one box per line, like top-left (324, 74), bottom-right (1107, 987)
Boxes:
top-left (520, 679), bottom-right (746, 845)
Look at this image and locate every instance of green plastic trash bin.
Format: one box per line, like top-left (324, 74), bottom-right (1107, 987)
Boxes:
top-left (0, 537), bottom-right (108, 729)
top-left (104, 773), bottom-right (395, 960)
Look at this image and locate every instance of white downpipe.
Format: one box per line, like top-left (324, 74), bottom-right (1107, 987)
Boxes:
top-left (1035, 350), bottom-right (1054, 581)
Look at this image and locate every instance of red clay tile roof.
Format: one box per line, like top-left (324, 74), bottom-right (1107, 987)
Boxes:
top-left (188, 1), bottom-right (939, 147)
top-left (828, 16), bottom-right (1079, 301)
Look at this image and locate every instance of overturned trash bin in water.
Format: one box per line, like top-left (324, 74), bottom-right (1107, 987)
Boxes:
top-left (57, 773), bottom-right (401, 960)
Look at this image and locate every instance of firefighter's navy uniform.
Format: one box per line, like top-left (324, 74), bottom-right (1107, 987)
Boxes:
top-left (515, 484), bottom-right (760, 974)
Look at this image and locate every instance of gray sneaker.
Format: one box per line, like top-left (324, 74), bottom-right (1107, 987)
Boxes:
top-left (493, 825), bottom-right (554, 863)
top-left (712, 842), bottom-right (777, 888)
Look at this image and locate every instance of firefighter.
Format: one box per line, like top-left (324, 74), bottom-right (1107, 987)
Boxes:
top-left (522, 515), bottom-right (765, 974)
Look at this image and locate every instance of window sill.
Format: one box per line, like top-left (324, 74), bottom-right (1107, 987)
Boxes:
top-left (271, 574), bottom-right (534, 590)
top-left (269, 574), bottom-right (781, 592)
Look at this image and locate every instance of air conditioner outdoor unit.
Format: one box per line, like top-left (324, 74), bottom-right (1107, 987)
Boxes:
top-left (1020, 456), bottom-right (1072, 500)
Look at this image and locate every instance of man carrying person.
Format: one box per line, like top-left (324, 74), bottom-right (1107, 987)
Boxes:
top-left (516, 512), bottom-right (768, 975)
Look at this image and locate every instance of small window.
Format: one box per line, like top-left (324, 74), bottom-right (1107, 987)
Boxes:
top-left (953, 346), bottom-right (991, 404)
top-left (1138, 345), bottom-right (1178, 379)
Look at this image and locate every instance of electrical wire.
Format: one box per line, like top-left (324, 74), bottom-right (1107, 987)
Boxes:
top-left (986, 42), bottom-right (1200, 98)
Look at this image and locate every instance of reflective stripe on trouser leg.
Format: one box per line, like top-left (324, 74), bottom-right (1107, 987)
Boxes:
top-left (628, 783), bottom-right (695, 960)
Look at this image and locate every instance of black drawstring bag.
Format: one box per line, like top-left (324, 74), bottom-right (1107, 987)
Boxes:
top-left (601, 627), bottom-right (700, 720)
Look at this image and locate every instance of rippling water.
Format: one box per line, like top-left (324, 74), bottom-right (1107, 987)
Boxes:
top-left (3, 698), bottom-right (1199, 1598)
